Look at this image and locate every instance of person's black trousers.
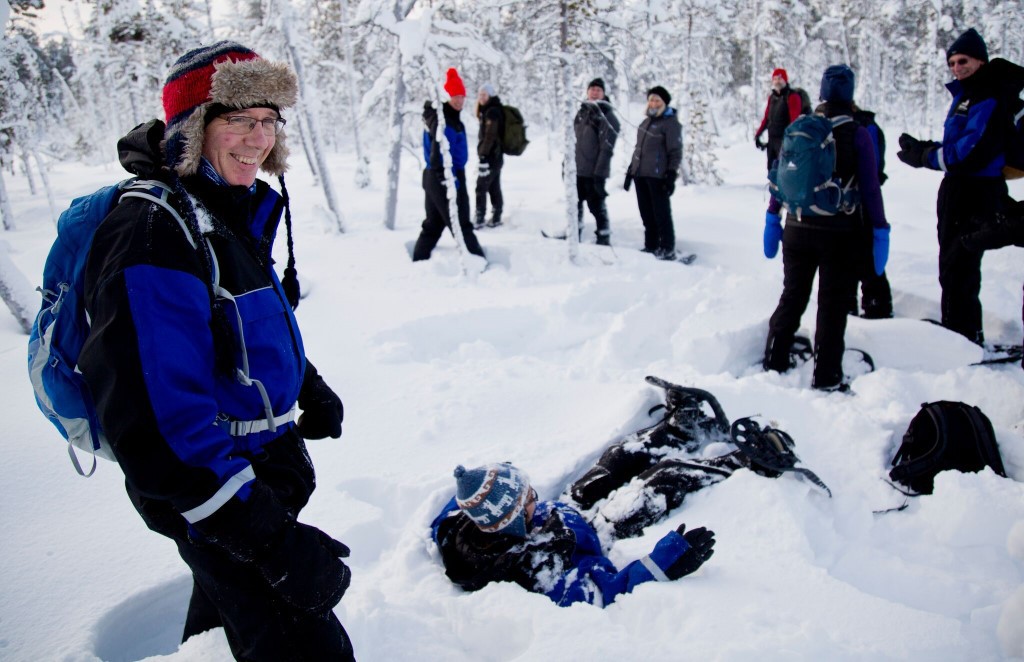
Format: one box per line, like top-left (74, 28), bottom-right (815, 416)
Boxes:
top-left (414, 169), bottom-right (484, 261)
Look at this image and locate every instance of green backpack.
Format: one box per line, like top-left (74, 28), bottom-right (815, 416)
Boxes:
top-left (501, 105), bottom-right (529, 156)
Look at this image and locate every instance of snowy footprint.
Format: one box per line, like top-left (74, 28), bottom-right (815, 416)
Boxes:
top-left (91, 575), bottom-right (191, 661)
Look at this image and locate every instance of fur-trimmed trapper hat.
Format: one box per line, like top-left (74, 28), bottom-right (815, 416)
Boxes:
top-left (162, 41), bottom-right (298, 178)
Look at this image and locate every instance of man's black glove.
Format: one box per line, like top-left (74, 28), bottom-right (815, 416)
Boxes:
top-left (297, 360), bottom-right (343, 440)
top-left (665, 524), bottom-right (716, 580)
top-left (896, 133), bottom-right (938, 169)
top-left (664, 170), bottom-right (677, 196)
top-left (623, 173), bottom-right (633, 191)
top-left (755, 134), bottom-right (767, 151)
top-left (197, 483), bottom-right (351, 613)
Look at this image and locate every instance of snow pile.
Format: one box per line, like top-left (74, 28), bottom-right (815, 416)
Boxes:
top-left (1, 123), bottom-right (1023, 660)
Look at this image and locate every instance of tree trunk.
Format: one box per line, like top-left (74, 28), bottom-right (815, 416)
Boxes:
top-left (339, 0), bottom-right (370, 189)
top-left (0, 169), bottom-right (15, 231)
top-left (383, 45), bottom-right (405, 231)
top-left (283, 10), bottom-right (344, 232)
top-left (0, 239), bottom-right (35, 334)
top-left (560, 0), bottom-right (579, 263)
top-left (30, 149), bottom-right (58, 225)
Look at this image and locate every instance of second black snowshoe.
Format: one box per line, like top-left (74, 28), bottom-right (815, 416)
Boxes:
top-left (729, 417), bottom-right (832, 497)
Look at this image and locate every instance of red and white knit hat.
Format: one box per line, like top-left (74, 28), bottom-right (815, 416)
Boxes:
top-left (161, 41), bottom-right (298, 178)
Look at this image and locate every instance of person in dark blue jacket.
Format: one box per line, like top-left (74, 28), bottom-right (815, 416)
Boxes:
top-left (762, 65), bottom-right (890, 391)
top-left (431, 463), bottom-right (716, 607)
top-left (78, 42), bottom-right (353, 661)
top-left (897, 29), bottom-right (1024, 345)
top-left (413, 68), bottom-right (485, 261)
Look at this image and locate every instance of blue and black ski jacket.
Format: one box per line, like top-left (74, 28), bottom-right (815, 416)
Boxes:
top-left (79, 150), bottom-right (307, 531)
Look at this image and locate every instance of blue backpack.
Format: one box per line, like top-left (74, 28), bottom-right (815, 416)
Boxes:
top-left (769, 114), bottom-right (859, 220)
top-left (27, 179), bottom-right (196, 476)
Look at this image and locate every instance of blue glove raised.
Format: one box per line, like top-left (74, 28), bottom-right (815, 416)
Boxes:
top-left (872, 226), bottom-right (890, 276)
top-left (763, 211), bottom-right (783, 259)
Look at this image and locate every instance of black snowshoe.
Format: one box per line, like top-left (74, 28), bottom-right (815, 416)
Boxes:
top-left (729, 417), bottom-right (832, 497)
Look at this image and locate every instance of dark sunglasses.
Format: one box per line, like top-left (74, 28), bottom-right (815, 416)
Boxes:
top-left (948, 57), bottom-right (970, 67)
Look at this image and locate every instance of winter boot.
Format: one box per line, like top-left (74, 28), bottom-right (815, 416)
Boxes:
top-left (596, 230), bottom-right (611, 246)
top-left (654, 247), bottom-right (677, 261)
top-left (487, 208), bottom-right (503, 228)
top-left (474, 209), bottom-right (486, 229)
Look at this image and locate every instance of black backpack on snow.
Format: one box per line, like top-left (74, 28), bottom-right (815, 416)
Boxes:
top-left (889, 401), bottom-right (1007, 495)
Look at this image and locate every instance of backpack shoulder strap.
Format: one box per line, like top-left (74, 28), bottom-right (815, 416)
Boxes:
top-left (119, 180), bottom-right (197, 250)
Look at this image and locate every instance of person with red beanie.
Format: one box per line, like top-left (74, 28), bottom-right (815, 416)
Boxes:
top-left (76, 41), bottom-right (354, 660)
top-left (754, 68), bottom-right (805, 171)
top-left (413, 67), bottom-right (486, 261)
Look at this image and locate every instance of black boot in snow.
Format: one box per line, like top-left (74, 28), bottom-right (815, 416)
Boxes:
top-left (487, 209), bottom-right (503, 228)
top-left (474, 210), bottom-right (486, 229)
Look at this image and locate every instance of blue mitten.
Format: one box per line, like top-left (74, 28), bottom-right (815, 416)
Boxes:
top-left (764, 211), bottom-right (783, 259)
top-left (872, 226), bottom-right (890, 276)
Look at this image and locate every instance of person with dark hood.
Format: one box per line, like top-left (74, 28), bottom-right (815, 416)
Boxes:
top-left (625, 86), bottom-right (683, 260)
top-left (430, 462), bottom-right (716, 607)
top-left (474, 82), bottom-right (505, 228)
top-left (413, 67), bottom-right (486, 262)
top-left (850, 104), bottom-right (894, 319)
top-left (76, 42), bottom-right (353, 660)
top-left (762, 65), bottom-right (889, 392)
top-left (897, 28), bottom-right (1024, 345)
top-left (754, 68), bottom-right (804, 172)
top-left (574, 77), bottom-right (620, 245)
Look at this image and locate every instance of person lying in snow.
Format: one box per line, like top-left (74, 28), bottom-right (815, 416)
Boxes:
top-left (430, 380), bottom-right (826, 607)
top-left (430, 462), bottom-right (716, 607)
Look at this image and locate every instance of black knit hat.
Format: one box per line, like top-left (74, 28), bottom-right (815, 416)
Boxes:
top-left (947, 28), bottom-right (988, 63)
top-left (647, 86), bottom-right (671, 105)
top-left (820, 64), bottom-right (855, 103)
top-left (587, 78), bottom-right (605, 92)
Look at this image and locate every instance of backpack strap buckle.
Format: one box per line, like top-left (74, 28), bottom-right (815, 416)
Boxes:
top-left (215, 404), bottom-right (297, 437)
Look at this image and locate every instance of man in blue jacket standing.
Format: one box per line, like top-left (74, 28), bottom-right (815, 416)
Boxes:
top-left (897, 28), bottom-right (1024, 345)
top-left (413, 68), bottom-right (485, 261)
top-left (431, 463), bottom-right (715, 607)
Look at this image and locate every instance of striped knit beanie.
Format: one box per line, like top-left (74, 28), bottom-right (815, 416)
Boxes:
top-left (161, 41), bottom-right (298, 178)
top-left (454, 463), bottom-right (531, 538)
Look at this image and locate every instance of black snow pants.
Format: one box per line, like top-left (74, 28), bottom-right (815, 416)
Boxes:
top-left (634, 176), bottom-right (675, 253)
top-left (577, 176), bottom-right (611, 243)
top-left (475, 165), bottom-right (503, 223)
top-left (764, 222), bottom-right (858, 389)
top-left (936, 175), bottom-right (1007, 345)
top-left (127, 432), bottom-right (355, 662)
top-left (568, 420), bottom-right (740, 540)
top-left (414, 169), bottom-right (485, 261)
top-left (852, 225), bottom-right (893, 319)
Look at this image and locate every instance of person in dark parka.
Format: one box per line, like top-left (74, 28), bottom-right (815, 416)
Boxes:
top-left (851, 106), bottom-right (894, 319)
top-left (413, 68), bottom-right (485, 262)
top-left (897, 28), bottom-right (1024, 345)
top-left (78, 42), bottom-right (353, 660)
top-left (762, 65), bottom-right (890, 391)
top-left (575, 77), bottom-right (621, 245)
top-left (474, 83), bottom-right (504, 228)
top-left (626, 86), bottom-right (683, 260)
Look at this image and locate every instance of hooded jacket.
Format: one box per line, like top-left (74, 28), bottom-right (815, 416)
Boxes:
top-left (78, 121), bottom-right (310, 532)
top-left (627, 107), bottom-right (683, 179)
top-left (575, 99), bottom-right (620, 178)
top-left (477, 95), bottom-right (505, 168)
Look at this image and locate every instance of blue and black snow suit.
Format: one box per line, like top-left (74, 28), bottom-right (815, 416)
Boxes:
top-left (414, 100), bottom-right (484, 261)
top-left (78, 124), bottom-right (352, 660)
top-left (925, 59), bottom-right (1024, 344)
top-left (431, 497), bottom-right (693, 607)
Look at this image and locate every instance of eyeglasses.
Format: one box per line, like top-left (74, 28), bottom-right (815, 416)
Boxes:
top-left (220, 115), bottom-right (287, 136)
top-left (948, 57), bottom-right (970, 67)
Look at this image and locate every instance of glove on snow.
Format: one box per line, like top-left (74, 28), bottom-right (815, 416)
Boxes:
top-left (664, 171), bottom-right (678, 196)
top-left (763, 211), bottom-right (783, 259)
top-left (896, 133), bottom-right (938, 169)
top-left (872, 227), bottom-right (890, 276)
top-left (665, 524), bottom-right (716, 580)
top-left (298, 361), bottom-right (344, 440)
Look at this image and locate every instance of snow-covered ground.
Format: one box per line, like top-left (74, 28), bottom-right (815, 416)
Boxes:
top-left (2, 119), bottom-right (1024, 661)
